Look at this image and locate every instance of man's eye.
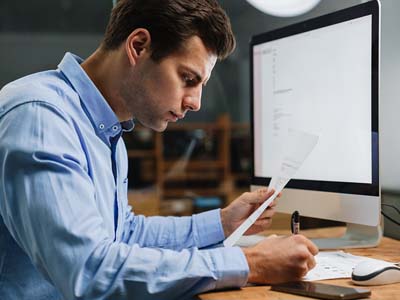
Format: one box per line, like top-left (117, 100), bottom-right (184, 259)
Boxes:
top-left (183, 74), bottom-right (196, 86)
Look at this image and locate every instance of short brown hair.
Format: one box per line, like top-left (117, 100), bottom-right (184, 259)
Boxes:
top-left (102, 0), bottom-right (236, 61)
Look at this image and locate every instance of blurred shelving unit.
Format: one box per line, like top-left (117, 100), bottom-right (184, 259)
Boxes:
top-left (123, 114), bottom-right (251, 216)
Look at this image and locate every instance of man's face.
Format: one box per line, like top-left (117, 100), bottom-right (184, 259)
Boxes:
top-left (121, 35), bottom-right (217, 132)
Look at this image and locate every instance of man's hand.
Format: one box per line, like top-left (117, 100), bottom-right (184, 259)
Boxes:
top-left (220, 188), bottom-right (277, 237)
top-left (242, 234), bottom-right (319, 284)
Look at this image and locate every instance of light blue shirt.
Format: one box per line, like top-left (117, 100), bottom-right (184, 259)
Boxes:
top-left (0, 53), bottom-right (249, 300)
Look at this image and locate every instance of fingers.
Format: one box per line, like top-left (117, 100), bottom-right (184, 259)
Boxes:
top-left (291, 234), bottom-right (318, 254)
top-left (258, 205), bottom-right (275, 219)
top-left (293, 235), bottom-right (319, 254)
top-left (300, 250), bottom-right (317, 277)
top-left (242, 188), bottom-right (275, 205)
top-left (257, 187), bottom-right (274, 195)
top-left (307, 255), bottom-right (317, 271)
top-left (286, 235), bottom-right (317, 273)
top-left (255, 188), bottom-right (275, 204)
top-left (253, 218), bottom-right (272, 228)
top-left (306, 239), bottom-right (319, 256)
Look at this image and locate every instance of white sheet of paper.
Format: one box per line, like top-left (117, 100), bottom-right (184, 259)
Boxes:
top-left (304, 251), bottom-right (381, 281)
top-left (223, 129), bottom-right (319, 247)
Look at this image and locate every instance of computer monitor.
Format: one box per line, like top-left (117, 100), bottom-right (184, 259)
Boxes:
top-left (250, 0), bottom-right (381, 249)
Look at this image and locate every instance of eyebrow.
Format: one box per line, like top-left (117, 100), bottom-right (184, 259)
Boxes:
top-left (180, 66), bottom-right (208, 86)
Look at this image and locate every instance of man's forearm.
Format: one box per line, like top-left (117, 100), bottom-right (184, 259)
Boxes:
top-left (125, 209), bottom-right (226, 249)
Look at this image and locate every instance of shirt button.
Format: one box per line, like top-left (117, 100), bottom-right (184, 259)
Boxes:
top-left (99, 124), bottom-right (105, 130)
top-left (112, 125), bottom-right (119, 131)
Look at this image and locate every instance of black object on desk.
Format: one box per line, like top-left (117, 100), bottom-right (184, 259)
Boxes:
top-left (271, 281), bottom-right (371, 300)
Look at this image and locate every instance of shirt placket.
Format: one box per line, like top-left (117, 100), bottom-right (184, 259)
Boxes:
top-left (110, 130), bottom-right (122, 240)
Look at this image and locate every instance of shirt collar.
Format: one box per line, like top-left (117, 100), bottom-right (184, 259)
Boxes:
top-left (121, 119), bottom-right (135, 132)
top-left (58, 52), bottom-right (135, 144)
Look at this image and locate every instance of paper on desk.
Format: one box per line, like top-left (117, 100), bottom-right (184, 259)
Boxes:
top-left (223, 129), bottom-right (319, 247)
top-left (304, 251), bottom-right (379, 281)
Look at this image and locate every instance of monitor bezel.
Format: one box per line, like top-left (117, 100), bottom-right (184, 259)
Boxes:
top-left (250, 0), bottom-right (380, 196)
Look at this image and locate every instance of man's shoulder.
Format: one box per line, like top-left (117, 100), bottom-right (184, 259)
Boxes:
top-left (0, 70), bottom-right (79, 116)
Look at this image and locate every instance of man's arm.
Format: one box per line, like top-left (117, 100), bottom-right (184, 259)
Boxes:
top-left (0, 102), bottom-right (249, 299)
top-left (121, 207), bottom-right (225, 250)
top-left (120, 180), bottom-right (277, 250)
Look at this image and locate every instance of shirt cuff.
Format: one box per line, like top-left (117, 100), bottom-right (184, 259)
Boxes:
top-left (192, 209), bottom-right (225, 248)
top-left (208, 246), bottom-right (249, 290)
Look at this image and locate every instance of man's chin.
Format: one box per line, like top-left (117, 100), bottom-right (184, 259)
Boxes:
top-left (151, 121), bottom-right (169, 132)
top-left (136, 119), bottom-right (168, 132)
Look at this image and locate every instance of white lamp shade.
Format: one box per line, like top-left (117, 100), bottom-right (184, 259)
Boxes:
top-left (246, 0), bottom-right (321, 17)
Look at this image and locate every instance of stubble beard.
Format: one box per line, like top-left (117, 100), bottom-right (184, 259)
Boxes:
top-left (121, 76), bottom-right (167, 132)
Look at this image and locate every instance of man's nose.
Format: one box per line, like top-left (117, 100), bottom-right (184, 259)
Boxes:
top-left (183, 88), bottom-right (202, 111)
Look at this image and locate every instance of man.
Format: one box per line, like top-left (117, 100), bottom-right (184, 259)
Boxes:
top-left (0, 0), bottom-right (318, 299)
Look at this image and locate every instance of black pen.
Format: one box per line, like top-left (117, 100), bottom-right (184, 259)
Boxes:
top-left (291, 210), bottom-right (300, 234)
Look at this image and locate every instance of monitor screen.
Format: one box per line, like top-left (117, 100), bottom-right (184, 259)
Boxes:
top-left (251, 1), bottom-right (379, 198)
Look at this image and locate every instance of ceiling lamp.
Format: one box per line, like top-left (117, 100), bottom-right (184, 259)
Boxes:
top-left (246, 0), bottom-right (321, 17)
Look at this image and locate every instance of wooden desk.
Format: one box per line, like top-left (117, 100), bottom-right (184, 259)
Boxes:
top-left (198, 227), bottom-right (400, 300)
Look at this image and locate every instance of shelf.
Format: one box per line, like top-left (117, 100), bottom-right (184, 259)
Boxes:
top-left (162, 171), bottom-right (222, 181)
top-left (231, 123), bottom-right (250, 130)
top-left (232, 172), bottom-right (250, 180)
top-left (163, 187), bottom-right (227, 198)
top-left (127, 150), bottom-right (156, 158)
top-left (125, 114), bottom-right (251, 213)
top-left (163, 160), bottom-right (226, 170)
top-left (166, 122), bottom-right (227, 131)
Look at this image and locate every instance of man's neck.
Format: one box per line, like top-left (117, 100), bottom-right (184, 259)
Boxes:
top-left (81, 48), bottom-right (132, 122)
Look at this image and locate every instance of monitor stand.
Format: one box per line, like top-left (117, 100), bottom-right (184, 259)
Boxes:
top-left (312, 222), bottom-right (383, 249)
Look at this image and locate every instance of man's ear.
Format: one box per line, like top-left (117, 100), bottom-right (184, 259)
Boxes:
top-left (125, 28), bottom-right (151, 66)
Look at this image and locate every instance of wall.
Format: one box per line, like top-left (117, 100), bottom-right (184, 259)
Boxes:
top-left (0, 33), bottom-right (103, 86)
top-left (378, 0), bottom-right (400, 239)
top-left (379, 0), bottom-right (400, 192)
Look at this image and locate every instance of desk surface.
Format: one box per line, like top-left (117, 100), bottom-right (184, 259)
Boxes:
top-left (197, 227), bottom-right (400, 300)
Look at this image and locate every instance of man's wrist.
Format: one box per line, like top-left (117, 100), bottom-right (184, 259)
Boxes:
top-left (242, 247), bottom-right (258, 283)
top-left (220, 208), bottom-right (232, 237)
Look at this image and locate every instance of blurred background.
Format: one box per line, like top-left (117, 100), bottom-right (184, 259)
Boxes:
top-left (1, 0), bottom-right (399, 237)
